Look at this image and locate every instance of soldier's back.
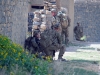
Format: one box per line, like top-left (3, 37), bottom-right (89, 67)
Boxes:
top-left (40, 29), bottom-right (60, 48)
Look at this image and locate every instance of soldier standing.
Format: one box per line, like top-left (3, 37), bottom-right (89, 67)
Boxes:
top-left (57, 10), bottom-right (71, 45)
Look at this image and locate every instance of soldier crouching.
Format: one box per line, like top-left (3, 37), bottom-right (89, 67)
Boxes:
top-left (30, 30), bottom-right (41, 54)
top-left (40, 23), bottom-right (66, 61)
top-left (46, 43), bottom-right (66, 61)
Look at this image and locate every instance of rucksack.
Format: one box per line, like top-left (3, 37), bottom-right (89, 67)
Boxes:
top-left (58, 14), bottom-right (69, 29)
top-left (40, 29), bottom-right (55, 48)
top-left (24, 36), bottom-right (33, 50)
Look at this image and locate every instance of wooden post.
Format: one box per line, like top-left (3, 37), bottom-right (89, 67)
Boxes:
top-left (56, 0), bottom-right (61, 11)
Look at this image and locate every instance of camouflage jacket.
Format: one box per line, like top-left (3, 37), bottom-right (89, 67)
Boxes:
top-left (40, 29), bottom-right (62, 48)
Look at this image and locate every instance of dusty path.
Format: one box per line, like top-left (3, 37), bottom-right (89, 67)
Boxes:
top-left (66, 41), bottom-right (100, 52)
top-left (55, 41), bottom-right (100, 58)
top-left (53, 41), bottom-right (100, 74)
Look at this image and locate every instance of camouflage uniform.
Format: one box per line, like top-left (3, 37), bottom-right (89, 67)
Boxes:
top-left (58, 14), bottom-right (70, 45)
top-left (30, 31), bottom-right (41, 54)
top-left (30, 37), bottom-right (39, 54)
top-left (74, 24), bottom-right (83, 41)
top-left (40, 28), bottom-right (65, 59)
top-left (51, 16), bottom-right (62, 35)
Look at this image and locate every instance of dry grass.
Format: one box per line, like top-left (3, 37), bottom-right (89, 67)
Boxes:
top-left (52, 42), bottom-right (100, 75)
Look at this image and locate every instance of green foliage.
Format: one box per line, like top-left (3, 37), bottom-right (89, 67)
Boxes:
top-left (0, 35), bottom-right (52, 75)
top-left (1, 35), bottom-right (98, 75)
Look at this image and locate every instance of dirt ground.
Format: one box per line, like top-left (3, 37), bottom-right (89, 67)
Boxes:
top-left (53, 41), bottom-right (100, 74)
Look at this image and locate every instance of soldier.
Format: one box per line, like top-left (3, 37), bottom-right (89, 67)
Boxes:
top-left (51, 8), bottom-right (59, 26)
top-left (74, 22), bottom-right (83, 41)
top-left (51, 9), bottom-right (62, 35)
top-left (40, 24), bottom-right (66, 61)
top-left (57, 10), bottom-right (71, 45)
top-left (30, 31), bottom-right (41, 54)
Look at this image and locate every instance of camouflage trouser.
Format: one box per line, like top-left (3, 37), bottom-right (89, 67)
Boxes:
top-left (44, 44), bottom-right (66, 59)
top-left (75, 31), bottom-right (83, 41)
top-left (61, 29), bottom-right (69, 45)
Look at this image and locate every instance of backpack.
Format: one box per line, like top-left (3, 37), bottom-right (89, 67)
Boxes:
top-left (40, 29), bottom-right (55, 48)
top-left (24, 36), bottom-right (33, 50)
top-left (58, 14), bottom-right (69, 29)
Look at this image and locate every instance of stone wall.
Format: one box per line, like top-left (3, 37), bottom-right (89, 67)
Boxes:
top-left (0, 0), bottom-right (30, 46)
top-left (74, 0), bottom-right (100, 42)
top-left (30, 0), bottom-right (44, 6)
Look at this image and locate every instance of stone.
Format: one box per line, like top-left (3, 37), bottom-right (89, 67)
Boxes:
top-left (74, 0), bottom-right (100, 42)
top-left (0, 0), bottom-right (29, 46)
